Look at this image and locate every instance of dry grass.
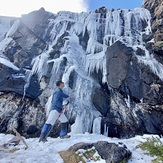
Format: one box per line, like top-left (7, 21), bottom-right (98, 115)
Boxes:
top-left (59, 148), bottom-right (101, 163)
top-left (59, 151), bottom-right (85, 163)
top-left (154, 41), bottom-right (163, 47)
top-left (0, 145), bottom-right (20, 154)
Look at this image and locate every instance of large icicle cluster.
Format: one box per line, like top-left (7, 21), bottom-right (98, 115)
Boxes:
top-left (21, 8), bottom-right (163, 134)
top-left (0, 7), bottom-right (163, 135)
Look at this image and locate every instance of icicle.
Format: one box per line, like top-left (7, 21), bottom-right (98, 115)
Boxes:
top-left (62, 66), bottom-right (75, 85)
top-left (86, 51), bottom-right (107, 83)
top-left (93, 117), bottom-right (101, 134)
top-left (103, 124), bottom-right (108, 136)
top-left (31, 51), bottom-right (49, 81)
top-left (48, 56), bottom-right (64, 88)
top-left (71, 109), bottom-right (94, 134)
top-left (136, 48), bottom-right (163, 81)
top-left (0, 56), bottom-right (19, 71)
top-left (23, 70), bottom-right (32, 98)
top-left (71, 115), bottom-right (83, 134)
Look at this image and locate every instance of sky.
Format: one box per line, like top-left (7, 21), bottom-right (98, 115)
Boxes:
top-left (88, 0), bottom-right (143, 11)
top-left (0, 0), bottom-right (143, 17)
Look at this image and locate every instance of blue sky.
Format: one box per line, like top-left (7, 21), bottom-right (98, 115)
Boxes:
top-left (88, 0), bottom-right (143, 10)
top-left (0, 0), bottom-right (143, 17)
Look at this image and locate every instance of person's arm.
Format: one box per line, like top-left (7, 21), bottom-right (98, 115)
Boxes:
top-left (62, 100), bottom-right (70, 109)
top-left (62, 92), bottom-right (69, 98)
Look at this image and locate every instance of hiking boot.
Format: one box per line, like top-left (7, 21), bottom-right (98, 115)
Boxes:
top-left (60, 135), bottom-right (71, 139)
top-left (39, 124), bottom-right (52, 142)
top-left (59, 122), bottom-right (71, 139)
top-left (39, 137), bottom-right (48, 143)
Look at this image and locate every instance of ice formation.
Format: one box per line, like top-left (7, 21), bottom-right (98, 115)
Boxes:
top-left (93, 117), bottom-right (102, 134)
top-left (0, 7), bottom-right (163, 135)
top-left (20, 8), bottom-right (163, 134)
top-left (0, 56), bottom-right (19, 71)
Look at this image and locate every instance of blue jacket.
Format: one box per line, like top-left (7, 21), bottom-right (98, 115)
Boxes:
top-left (51, 87), bottom-right (69, 113)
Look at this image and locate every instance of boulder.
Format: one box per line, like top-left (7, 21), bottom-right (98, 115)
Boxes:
top-left (60, 141), bottom-right (131, 163)
top-left (0, 65), bottom-right (41, 99)
top-left (106, 41), bottom-right (132, 89)
top-left (93, 141), bottom-right (131, 163)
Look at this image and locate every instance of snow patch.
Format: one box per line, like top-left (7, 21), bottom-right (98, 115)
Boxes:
top-left (0, 133), bottom-right (160, 163)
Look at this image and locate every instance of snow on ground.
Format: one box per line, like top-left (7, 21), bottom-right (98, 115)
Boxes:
top-left (0, 133), bottom-right (160, 163)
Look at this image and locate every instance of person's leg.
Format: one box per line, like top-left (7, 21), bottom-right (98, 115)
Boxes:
top-left (59, 113), bottom-right (68, 123)
top-left (46, 110), bottom-right (59, 125)
top-left (59, 113), bottom-right (70, 138)
top-left (39, 110), bottom-right (59, 142)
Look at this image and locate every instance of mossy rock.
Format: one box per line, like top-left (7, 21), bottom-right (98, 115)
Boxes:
top-left (152, 19), bottom-right (159, 29)
top-left (59, 148), bottom-right (100, 163)
top-left (59, 151), bottom-right (85, 163)
top-left (154, 41), bottom-right (163, 47)
top-left (59, 141), bottom-right (131, 163)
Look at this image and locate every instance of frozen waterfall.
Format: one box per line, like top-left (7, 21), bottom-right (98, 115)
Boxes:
top-left (1, 7), bottom-right (162, 135)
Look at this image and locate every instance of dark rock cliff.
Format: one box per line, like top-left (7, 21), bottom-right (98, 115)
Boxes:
top-left (0, 3), bottom-right (163, 138)
top-left (143, 0), bottom-right (163, 55)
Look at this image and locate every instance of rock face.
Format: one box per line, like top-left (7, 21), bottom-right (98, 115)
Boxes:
top-left (0, 5), bottom-right (163, 138)
top-left (143, 0), bottom-right (163, 54)
top-left (0, 93), bottom-right (45, 138)
top-left (60, 141), bottom-right (131, 163)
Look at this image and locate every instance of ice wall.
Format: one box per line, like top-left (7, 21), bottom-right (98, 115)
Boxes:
top-left (25, 8), bottom-right (163, 134)
top-left (0, 7), bottom-right (162, 135)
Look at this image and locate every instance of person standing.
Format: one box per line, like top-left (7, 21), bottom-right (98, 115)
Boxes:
top-left (39, 81), bottom-right (71, 142)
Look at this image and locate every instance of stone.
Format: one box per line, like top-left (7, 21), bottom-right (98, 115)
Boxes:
top-left (105, 41), bottom-right (132, 89)
top-left (26, 125), bottom-right (39, 136)
top-left (61, 141), bottom-right (131, 163)
top-left (0, 93), bottom-right (46, 137)
top-left (0, 65), bottom-right (41, 99)
top-left (69, 142), bottom-right (93, 151)
top-left (93, 141), bottom-right (131, 163)
top-left (92, 88), bottom-right (110, 116)
top-left (140, 107), bottom-right (163, 135)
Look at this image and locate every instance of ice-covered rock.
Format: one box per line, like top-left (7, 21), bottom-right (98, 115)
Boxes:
top-left (0, 6), bottom-right (163, 138)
